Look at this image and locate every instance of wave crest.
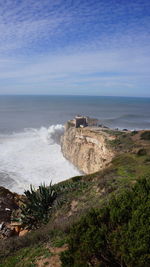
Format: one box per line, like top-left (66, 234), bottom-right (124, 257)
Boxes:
top-left (0, 124), bottom-right (79, 193)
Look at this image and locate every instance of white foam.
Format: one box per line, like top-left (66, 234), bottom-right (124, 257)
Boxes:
top-left (0, 125), bottom-right (80, 193)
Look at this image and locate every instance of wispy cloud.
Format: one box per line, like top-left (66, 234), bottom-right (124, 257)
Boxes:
top-left (0, 0), bottom-right (149, 53)
top-left (0, 0), bottom-right (150, 96)
top-left (0, 47), bottom-right (150, 96)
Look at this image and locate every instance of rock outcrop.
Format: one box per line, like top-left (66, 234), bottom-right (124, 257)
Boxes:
top-left (61, 122), bottom-right (115, 174)
top-left (0, 187), bottom-right (19, 223)
top-left (0, 187), bottom-right (24, 238)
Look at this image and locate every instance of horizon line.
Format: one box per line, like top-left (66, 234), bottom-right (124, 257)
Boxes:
top-left (0, 94), bottom-right (150, 99)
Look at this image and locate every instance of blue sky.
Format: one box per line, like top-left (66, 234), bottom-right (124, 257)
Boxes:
top-left (0, 0), bottom-right (150, 96)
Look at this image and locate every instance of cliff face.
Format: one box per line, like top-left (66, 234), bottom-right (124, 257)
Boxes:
top-left (0, 187), bottom-right (19, 223)
top-left (61, 124), bottom-right (115, 174)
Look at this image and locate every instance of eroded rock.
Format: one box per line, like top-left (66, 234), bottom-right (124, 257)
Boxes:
top-left (0, 187), bottom-right (19, 223)
top-left (61, 124), bottom-right (115, 174)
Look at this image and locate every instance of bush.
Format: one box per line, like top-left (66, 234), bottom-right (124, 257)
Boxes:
top-left (131, 130), bottom-right (138, 136)
top-left (137, 148), bottom-right (147, 156)
top-left (141, 131), bottom-right (150, 140)
top-left (21, 183), bottom-right (58, 229)
top-left (61, 177), bottom-right (150, 267)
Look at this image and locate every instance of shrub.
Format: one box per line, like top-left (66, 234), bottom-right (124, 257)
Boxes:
top-left (141, 131), bottom-right (150, 140)
top-left (21, 183), bottom-right (58, 229)
top-left (61, 177), bottom-right (150, 267)
top-left (21, 179), bottom-right (86, 229)
top-left (130, 130), bottom-right (138, 136)
top-left (137, 148), bottom-right (147, 156)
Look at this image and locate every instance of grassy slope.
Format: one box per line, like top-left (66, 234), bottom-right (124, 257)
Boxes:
top-left (0, 131), bottom-right (150, 266)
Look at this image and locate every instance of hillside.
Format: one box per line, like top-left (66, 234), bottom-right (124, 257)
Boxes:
top-left (0, 129), bottom-right (150, 266)
top-left (61, 120), bottom-right (149, 174)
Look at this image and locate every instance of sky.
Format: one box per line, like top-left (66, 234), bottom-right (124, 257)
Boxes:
top-left (0, 0), bottom-right (150, 97)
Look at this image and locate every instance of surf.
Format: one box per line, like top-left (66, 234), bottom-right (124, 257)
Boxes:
top-left (0, 125), bottom-right (80, 193)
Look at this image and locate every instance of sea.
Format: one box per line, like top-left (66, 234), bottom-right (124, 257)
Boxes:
top-left (0, 95), bottom-right (150, 193)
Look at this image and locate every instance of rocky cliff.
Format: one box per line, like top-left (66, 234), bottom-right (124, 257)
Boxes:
top-left (0, 187), bottom-right (19, 224)
top-left (61, 122), bottom-right (115, 174)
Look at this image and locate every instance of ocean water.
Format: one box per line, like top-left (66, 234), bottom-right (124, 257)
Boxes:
top-left (0, 95), bottom-right (150, 193)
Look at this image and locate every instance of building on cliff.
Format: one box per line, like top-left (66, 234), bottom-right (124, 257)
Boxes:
top-left (75, 116), bottom-right (88, 128)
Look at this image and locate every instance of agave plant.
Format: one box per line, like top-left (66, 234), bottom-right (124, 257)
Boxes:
top-left (21, 183), bottom-right (58, 229)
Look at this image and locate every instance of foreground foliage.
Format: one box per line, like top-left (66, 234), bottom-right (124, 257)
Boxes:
top-left (21, 180), bottom-right (87, 229)
top-left (61, 177), bottom-right (150, 267)
top-left (1, 152), bottom-right (150, 266)
top-left (141, 131), bottom-right (150, 140)
top-left (21, 183), bottom-right (58, 229)
top-left (0, 245), bottom-right (51, 267)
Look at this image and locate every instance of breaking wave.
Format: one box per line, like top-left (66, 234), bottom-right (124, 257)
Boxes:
top-left (0, 125), bottom-right (80, 193)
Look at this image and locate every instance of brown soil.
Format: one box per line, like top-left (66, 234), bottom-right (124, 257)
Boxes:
top-left (36, 245), bottom-right (68, 267)
top-left (68, 200), bottom-right (78, 217)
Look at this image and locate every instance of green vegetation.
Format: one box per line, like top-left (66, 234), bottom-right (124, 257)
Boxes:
top-left (130, 130), bottom-right (138, 136)
top-left (1, 136), bottom-right (150, 267)
top-left (102, 129), bottom-right (123, 136)
top-left (61, 177), bottom-right (150, 267)
top-left (0, 245), bottom-right (51, 267)
top-left (137, 148), bottom-right (147, 156)
top-left (107, 133), bottom-right (134, 151)
top-left (141, 131), bottom-right (150, 140)
top-left (21, 183), bottom-right (58, 229)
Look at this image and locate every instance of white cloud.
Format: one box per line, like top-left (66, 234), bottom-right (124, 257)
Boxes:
top-left (0, 47), bottom-right (149, 96)
top-left (0, 47), bottom-right (150, 78)
top-left (0, 0), bottom-right (149, 96)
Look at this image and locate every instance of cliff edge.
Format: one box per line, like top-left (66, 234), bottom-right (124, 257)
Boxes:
top-left (61, 120), bottom-right (116, 174)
